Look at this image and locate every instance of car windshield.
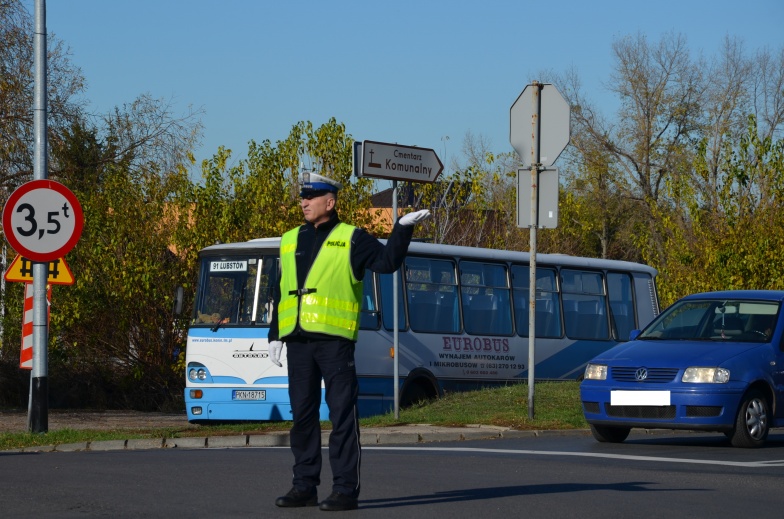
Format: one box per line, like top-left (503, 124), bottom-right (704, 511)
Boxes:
top-left (638, 299), bottom-right (779, 342)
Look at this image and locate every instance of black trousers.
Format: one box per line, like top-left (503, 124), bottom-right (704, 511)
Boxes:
top-left (286, 337), bottom-right (361, 497)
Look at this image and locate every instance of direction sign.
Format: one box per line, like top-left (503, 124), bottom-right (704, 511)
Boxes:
top-left (359, 140), bottom-right (443, 183)
top-left (2, 180), bottom-right (83, 262)
top-left (4, 254), bottom-right (75, 285)
top-left (510, 83), bottom-right (571, 167)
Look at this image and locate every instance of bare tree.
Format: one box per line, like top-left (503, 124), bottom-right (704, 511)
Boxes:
top-left (752, 45), bottom-right (784, 141)
top-left (607, 32), bottom-right (704, 206)
top-left (99, 94), bottom-right (204, 177)
top-left (0, 0), bottom-right (85, 195)
top-left (554, 33), bottom-right (704, 262)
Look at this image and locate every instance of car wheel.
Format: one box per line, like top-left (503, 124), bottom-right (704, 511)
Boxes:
top-left (589, 424), bottom-right (631, 443)
top-left (729, 389), bottom-right (770, 448)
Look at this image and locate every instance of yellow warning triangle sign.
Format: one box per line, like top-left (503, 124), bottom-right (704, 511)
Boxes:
top-left (4, 255), bottom-right (75, 285)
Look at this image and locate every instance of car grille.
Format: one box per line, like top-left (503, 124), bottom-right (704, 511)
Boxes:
top-left (685, 406), bottom-right (722, 417)
top-left (583, 402), bottom-right (600, 414)
top-left (611, 367), bottom-right (680, 383)
top-left (605, 403), bottom-right (676, 419)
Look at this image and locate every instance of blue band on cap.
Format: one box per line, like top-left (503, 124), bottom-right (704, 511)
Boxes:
top-left (301, 181), bottom-right (338, 193)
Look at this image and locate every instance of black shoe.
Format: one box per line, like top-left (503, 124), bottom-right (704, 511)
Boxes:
top-left (275, 487), bottom-right (318, 507)
top-left (319, 491), bottom-right (358, 511)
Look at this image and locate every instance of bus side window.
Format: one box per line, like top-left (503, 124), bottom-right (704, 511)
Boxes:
top-left (359, 272), bottom-right (380, 330)
top-left (608, 272), bottom-right (635, 340)
top-left (253, 255), bottom-right (278, 325)
top-left (380, 271), bottom-right (406, 331)
top-left (562, 269), bottom-right (609, 340)
top-left (511, 265), bottom-right (561, 338)
top-left (405, 257), bottom-right (459, 333)
top-left (460, 261), bottom-right (512, 336)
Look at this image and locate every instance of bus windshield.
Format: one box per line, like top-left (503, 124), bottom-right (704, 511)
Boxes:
top-left (192, 254), bottom-right (278, 327)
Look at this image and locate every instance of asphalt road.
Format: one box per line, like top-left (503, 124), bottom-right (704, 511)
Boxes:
top-left (2, 430), bottom-right (784, 518)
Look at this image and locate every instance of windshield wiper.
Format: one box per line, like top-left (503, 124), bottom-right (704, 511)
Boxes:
top-left (211, 317), bottom-right (225, 332)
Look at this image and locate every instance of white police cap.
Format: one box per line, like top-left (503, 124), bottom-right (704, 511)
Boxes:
top-left (300, 172), bottom-right (343, 196)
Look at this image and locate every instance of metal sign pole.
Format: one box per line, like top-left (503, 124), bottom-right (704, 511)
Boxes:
top-left (355, 140), bottom-right (443, 420)
top-left (30, 0), bottom-right (49, 433)
top-left (510, 81), bottom-right (570, 420)
top-left (392, 180), bottom-right (400, 419)
top-left (528, 82), bottom-right (542, 420)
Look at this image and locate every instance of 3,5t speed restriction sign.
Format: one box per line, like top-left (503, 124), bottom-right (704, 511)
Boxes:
top-left (2, 180), bottom-right (84, 262)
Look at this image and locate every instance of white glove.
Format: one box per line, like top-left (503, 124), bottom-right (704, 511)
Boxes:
top-left (268, 341), bottom-right (284, 367)
top-left (399, 209), bottom-right (431, 226)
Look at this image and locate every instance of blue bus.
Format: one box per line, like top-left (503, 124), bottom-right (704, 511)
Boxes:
top-left (184, 238), bottom-right (659, 422)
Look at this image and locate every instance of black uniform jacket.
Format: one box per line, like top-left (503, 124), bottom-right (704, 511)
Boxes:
top-left (268, 212), bottom-right (414, 342)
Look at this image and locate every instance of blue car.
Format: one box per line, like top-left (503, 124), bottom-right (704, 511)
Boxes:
top-left (581, 290), bottom-right (784, 448)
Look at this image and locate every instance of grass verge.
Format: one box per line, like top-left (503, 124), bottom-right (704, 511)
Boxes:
top-left (0, 381), bottom-right (586, 451)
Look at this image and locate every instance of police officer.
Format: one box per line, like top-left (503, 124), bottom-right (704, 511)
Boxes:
top-left (269, 172), bottom-right (429, 511)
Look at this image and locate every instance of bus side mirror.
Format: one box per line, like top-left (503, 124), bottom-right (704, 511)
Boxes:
top-left (629, 329), bottom-right (641, 341)
top-left (173, 286), bottom-right (184, 316)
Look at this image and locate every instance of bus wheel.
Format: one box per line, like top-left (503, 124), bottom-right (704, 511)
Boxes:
top-left (400, 380), bottom-right (435, 408)
top-left (590, 424), bottom-right (631, 443)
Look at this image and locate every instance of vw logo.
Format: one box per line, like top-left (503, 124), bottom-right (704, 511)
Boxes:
top-left (635, 367), bottom-right (648, 381)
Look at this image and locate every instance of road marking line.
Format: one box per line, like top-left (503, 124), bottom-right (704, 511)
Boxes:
top-left (363, 446), bottom-right (784, 468)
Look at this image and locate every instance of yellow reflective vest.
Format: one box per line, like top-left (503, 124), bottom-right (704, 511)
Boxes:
top-left (277, 223), bottom-right (363, 341)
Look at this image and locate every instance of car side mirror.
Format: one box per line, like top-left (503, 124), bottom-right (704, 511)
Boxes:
top-left (629, 329), bottom-right (641, 341)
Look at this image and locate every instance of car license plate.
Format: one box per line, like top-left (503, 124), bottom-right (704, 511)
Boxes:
top-left (611, 390), bottom-right (670, 406)
top-left (232, 390), bottom-right (266, 401)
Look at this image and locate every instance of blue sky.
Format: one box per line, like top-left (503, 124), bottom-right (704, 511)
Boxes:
top-left (28, 0), bottom-right (784, 175)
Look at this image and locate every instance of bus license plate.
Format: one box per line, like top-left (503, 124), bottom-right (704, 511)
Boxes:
top-left (232, 390), bottom-right (266, 401)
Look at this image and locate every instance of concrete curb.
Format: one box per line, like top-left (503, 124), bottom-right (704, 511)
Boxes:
top-left (5, 426), bottom-right (592, 454)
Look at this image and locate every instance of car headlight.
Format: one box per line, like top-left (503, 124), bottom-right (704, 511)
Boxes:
top-left (682, 367), bottom-right (730, 383)
top-left (584, 363), bottom-right (608, 380)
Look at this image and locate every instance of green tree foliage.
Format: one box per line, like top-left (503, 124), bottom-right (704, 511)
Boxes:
top-left (41, 101), bottom-right (200, 409)
top-left (406, 132), bottom-right (527, 249)
top-left (0, 113), bottom-right (377, 409)
top-left (472, 157), bottom-right (524, 251)
top-left (170, 118), bottom-right (383, 332)
top-left (405, 167), bottom-right (482, 245)
top-left (653, 116), bottom-right (784, 306)
top-left (172, 118), bottom-right (381, 265)
top-left (554, 144), bottom-right (640, 260)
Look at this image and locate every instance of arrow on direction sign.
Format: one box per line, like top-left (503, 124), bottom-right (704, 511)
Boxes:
top-left (4, 254), bottom-right (75, 285)
top-left (359, 140), bottom-right (443, 183)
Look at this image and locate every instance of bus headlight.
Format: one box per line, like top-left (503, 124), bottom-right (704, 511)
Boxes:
top-left (189, 368), bottom-right (208, 381)
top-left (584, 363), bottom-right (608, 380)
top-left (682, 367), bottom-right (730, 383)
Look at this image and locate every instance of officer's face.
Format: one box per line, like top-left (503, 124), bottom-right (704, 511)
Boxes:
top-left (301, 192), bottom-right (336, 226)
